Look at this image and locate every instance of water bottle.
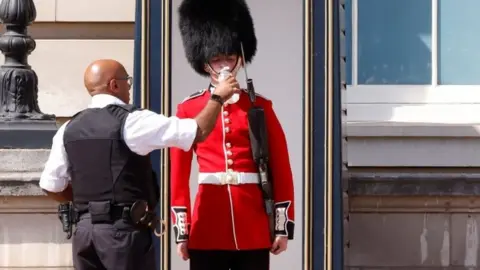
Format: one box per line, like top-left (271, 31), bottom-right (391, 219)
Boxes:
top-left (218, 66), bottom-right (239, 104)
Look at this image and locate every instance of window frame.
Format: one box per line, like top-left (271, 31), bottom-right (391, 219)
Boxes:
top-left (347, 0), bottom-right (480, 125)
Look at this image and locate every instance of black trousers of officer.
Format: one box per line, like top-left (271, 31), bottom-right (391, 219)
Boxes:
top-left (72, 214), bottom-right (156, 270)
top-left (189, 249), bottom-right (270, 270)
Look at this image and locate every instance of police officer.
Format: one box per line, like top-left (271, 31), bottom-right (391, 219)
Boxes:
top-left (39, 59), bottom-right (240, 270)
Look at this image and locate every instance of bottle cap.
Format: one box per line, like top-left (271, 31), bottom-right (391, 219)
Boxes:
top-left (218, 66), bottom-right (231, 82)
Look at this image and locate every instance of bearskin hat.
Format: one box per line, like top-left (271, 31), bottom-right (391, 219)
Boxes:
top-left (178, 0), bottom-right (257, 76)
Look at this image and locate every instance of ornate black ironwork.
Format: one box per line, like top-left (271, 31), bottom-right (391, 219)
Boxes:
top-left (0, 0), bottom-right (54, 121)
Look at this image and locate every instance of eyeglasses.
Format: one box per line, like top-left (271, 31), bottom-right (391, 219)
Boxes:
top-left (106, 76), bottom-right (133, 88)
top-left (119, 76), bottom-right (133, 86)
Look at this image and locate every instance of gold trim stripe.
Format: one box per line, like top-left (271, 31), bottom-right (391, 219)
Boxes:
top-left (140, 0), bottom-right (150, 109)
top-left (303, 0), bottom-right (313, 269)
top-left (325, 0), bottom-right (334, 269)
top-left (161, 0), bottom-right (172, 269)
top-left (323, 0), bottom-right (329, 268)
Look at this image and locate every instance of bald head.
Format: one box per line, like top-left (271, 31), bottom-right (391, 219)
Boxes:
top-left (84, 59), bottom-right (131, 103)
top-left (84, 59), bottom-right (127, 93)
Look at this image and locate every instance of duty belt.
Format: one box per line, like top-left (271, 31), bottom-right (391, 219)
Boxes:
top-left (58, 200), bottom-right (166, 239)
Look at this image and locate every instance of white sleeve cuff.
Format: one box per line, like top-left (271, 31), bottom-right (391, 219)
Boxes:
top-left (176, 118), bottom-right (197, 152)
top-left (39, 177), bottom-right (69, 193)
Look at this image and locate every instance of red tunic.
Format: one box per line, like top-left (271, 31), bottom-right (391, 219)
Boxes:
top-left (170, 89), bottom-right (295, 250)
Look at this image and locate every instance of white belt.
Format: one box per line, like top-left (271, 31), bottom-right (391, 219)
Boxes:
top-left (198, 172), bottom-right (259, 185)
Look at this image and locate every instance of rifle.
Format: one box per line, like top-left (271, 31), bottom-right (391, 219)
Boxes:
top-left (241, 43), bottom-right (275, 243)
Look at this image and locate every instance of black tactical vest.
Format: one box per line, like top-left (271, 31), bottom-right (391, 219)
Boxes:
top-left (63, 104), bottom-right (159, 212)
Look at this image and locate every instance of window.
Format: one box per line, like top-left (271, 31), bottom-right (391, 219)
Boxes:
top-left (438, 0), bottom-right (480, 85)
top-left (346, 0), bottom-right (480, 123)
top-left (357, 0), bottom-right (431, 85)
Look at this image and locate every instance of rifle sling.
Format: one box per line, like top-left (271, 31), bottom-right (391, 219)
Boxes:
top-left (247, 106), bottom-right (275, 242)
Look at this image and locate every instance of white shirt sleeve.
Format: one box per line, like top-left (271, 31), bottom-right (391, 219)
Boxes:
top-left (123, 109), bottom-right (198, 156)
top-left (39, 122), bottom-right (71, 193)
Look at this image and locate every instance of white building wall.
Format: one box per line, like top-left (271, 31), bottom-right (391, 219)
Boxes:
top-left (30, 0), bottom-right (135, 118)
top-left (0, 1), bottom-right (134, 268)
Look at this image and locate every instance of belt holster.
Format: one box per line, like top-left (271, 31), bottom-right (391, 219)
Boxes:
top-left (88, 201), bottom-right (112, 224)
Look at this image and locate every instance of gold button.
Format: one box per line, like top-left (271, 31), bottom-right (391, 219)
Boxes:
top-left (227, 150), bottom-right (232, 156)
top-left (226, 175), bottom-right (233, 183)
top-left (225, 127), bottom-right (230, 133)
top-left (223, 111), bottom-right (229, 116)
top-left (227, 159), bottom-right (233, 165)
top-left (226, 143), bottom-right (232, 148)
top-left (224, 118), bottom-right (230, 124)
top-left (227, 169), bottom-right (234, 173)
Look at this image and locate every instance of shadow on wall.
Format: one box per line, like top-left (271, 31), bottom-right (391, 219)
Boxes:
top-left (347, 210), bottom-right (478, 269)
top-left (0, 213), bottom-right (70, 244)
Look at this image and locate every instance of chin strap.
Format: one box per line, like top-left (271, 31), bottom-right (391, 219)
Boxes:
top-left (206, 56), bottom-right (243, 82)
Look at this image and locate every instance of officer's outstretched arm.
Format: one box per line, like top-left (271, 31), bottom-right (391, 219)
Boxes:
top-left (170, 103), bottom-right (194, 243)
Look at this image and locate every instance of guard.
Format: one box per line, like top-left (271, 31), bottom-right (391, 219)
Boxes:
top-left (171, 0), bottom-right (296, 269)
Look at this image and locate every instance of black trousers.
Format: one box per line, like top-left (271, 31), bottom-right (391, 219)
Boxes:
top-left (72, 215), bottom-right (156, 270)
top-left (189, 249), bottom-right (270, 270)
